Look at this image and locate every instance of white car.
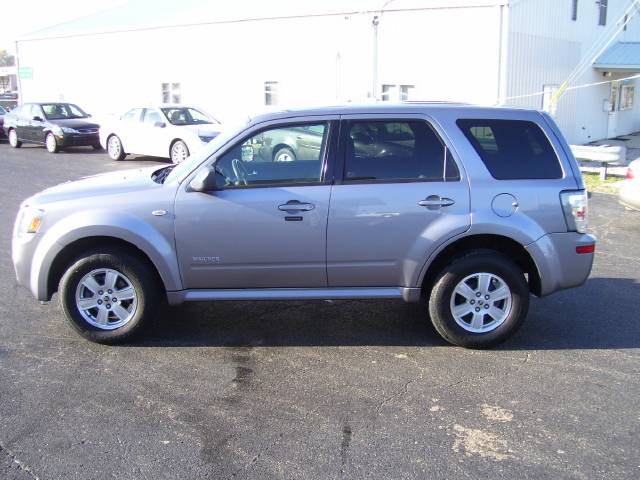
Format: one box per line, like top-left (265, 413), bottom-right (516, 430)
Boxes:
top-left (619, 159), bottom-right (640, 211)
top-left (100, 105), bottom-right (222, 163)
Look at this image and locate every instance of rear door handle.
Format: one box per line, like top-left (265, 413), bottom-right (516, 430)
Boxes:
top-left (418, 196), bottom-right (455, 208)
top-left (278, 200), bottom-right (315, 212)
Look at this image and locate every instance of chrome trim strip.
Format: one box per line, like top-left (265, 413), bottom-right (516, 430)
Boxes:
top-left (166, 287), bottom-right (421, 305)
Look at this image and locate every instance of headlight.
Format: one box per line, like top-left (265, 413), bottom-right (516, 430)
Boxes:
top-left (18, 208), bottom-right (45, 235)
top-left (51, 125), bottom-right (63, 135)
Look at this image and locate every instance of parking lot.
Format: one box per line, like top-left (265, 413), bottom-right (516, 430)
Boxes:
top-left (0, 142), bottom-right (638, 479)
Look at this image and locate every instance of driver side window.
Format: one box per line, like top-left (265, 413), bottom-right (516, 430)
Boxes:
top-left (215, 122), bottom-right (329, 188)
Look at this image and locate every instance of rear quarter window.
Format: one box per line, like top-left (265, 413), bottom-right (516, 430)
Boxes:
top-left (456, 119), bottom-right (563, 180)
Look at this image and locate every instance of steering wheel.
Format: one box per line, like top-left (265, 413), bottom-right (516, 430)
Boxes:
top-left (231, 158), bottom-right (249, 186)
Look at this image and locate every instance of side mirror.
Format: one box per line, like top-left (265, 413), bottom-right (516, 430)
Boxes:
top-left (154, 121), bottom-right (166, 128)
top-left (86, 113), bottom-right (92, 118)
top-left (32, 116), bottom-right (43, 122)
top-left (189, 168), bottom-right (227, 192)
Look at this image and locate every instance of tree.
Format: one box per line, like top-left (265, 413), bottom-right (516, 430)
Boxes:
top-left (0, 50), bottom-right (16, 67)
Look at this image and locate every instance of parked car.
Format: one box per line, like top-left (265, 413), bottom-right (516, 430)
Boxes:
top-left (12, 104), bottom-right (595, 347)
top-left (3, 102), bottom-right (101, 153)
top-left (0, 104), bottom-right (7, 138)
top-left (243, 122), bottom-right (415, 165)
top-left (618, 159), bottom-right (640, 211)
top-left (99, 105), bottom-right (222, 164)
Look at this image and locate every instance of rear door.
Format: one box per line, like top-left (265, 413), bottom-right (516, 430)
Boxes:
top-left (327, 114), bottom-right (471, 287)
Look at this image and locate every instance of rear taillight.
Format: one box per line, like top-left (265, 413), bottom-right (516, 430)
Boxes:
top-left (576, 244), bottom-right (595, 254)
top-left (627, 166), bottom-right (635, 179)
top-left (560, 190), bottom-right (588, 234)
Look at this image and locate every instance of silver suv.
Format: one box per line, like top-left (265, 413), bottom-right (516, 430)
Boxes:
top-left (12, 104), bottom-right (595, 348)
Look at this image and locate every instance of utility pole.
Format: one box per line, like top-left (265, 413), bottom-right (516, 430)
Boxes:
top-left (372, 0), bottom-right (399, 100)
top-left (372, 15), bottom-right (379, 99)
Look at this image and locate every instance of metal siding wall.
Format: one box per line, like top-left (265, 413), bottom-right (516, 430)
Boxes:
top-left (507, 0), bottom-right (640, 144)
top-left (16, 5), bottom-right (505, 123)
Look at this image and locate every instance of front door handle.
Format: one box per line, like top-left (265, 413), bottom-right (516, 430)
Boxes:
top-left (418, 195), bottom-right (455, 208)
top-left (278, 200), bottom-right (315, 212)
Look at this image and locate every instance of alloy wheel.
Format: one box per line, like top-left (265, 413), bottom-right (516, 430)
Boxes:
top-left (171, 142), bottom-right (188, 164)
top-left (107, 136), bottom-right (121, 159)
top-left (9, 129), bottom-right (18, 147)
top-left (75, 268), bottom-right (138, 330)
top-left (449, 272), bottom-right (512, 333)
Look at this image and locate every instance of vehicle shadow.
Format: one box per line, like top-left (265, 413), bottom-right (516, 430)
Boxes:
top-left (124, 155), bottom-right (171, 163)
top-left (130, 277), bottom-right (640, 350)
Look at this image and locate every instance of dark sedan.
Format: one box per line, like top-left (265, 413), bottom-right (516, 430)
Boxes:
top-left (3, 102), bottom-right (101, 153)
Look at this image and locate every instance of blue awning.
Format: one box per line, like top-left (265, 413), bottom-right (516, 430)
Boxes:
top-left (593, 42), bottom-right (640, 72)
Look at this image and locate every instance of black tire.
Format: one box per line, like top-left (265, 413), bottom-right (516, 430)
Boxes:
top-left (107, 135), bottom-right (126, 161)
top-left (273, 146), bottom-right (296, 162)
top-left (45, 132), bottom-right (60, 153)
top-left (58, 248), bottom-right (160, 344)
top-left (8, 129), bottom-right (22, 148)
top-left (428, 251), bottom-right (529, 349)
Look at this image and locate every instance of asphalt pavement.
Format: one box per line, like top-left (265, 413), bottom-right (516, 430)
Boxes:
top-left (0, 143), bottom-right (638, 479)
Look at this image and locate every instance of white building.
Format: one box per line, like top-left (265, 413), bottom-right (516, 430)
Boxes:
top-left (14, 0), bottom-right (640, 144)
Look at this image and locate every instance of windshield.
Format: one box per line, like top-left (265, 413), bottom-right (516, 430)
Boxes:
top-left (161, 107), bottom-right (217, 126)
top-left (164, 123), bottom-right (245, 184)
top-left (42, 103), bottom-right (88, 120)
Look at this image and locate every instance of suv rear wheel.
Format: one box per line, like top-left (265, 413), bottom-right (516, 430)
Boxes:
top-left (59, 248), bottom-right (160, 344)
top-left (428, 252), bottom-right (529, 348)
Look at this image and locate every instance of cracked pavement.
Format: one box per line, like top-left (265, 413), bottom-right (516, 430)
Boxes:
top-left (0, 143), bottom-right (639, 479)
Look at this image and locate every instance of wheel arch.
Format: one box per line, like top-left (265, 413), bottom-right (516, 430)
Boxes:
top-left (419, 234), bottom-right (542, 297)
top-left (31, 210), bottom-right (182, 301)
top-left (271, 143), bottom-right (295, 160)
top-left (47, 236), bottom-right (166, 301)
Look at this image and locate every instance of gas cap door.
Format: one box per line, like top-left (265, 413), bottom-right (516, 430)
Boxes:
top-left (492, 193), bottom-right (519, 218)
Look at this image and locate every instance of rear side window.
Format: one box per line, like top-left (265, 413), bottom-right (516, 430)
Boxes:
top-left (344, 120), bottom-right (460, 182)
top-left (457, 119), bottom-right (562, 180)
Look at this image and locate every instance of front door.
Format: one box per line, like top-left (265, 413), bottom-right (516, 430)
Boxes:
top-left (174, 118), bottom-right (337, 289)
top-left (327, 115), bottom-right (471, 287)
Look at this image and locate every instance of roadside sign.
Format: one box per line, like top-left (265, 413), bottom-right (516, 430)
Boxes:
top-left (18, 67), bottom-right (33, 80)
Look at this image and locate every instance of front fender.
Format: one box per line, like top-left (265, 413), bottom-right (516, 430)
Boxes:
top-left (31, 209), bottom-right (181, 300)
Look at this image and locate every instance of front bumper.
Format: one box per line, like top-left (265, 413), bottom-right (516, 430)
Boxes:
top-left (525, 232), bottom-right (596, 297)
top-left (58, 132), bottom-right (100, 147)
top-left (12, 232), bottom-right (40, 298)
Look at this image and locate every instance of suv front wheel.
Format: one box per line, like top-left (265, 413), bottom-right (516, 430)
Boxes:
top-left (59, 248), bottom-right (160, 344)
top-left (428, 252), bottom-right (529, 348)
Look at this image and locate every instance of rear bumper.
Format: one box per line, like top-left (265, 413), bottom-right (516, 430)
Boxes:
top-left (526, 232), bottom-right (596, 297)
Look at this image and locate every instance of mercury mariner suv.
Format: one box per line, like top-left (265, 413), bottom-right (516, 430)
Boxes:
top-left (12, 104), bottom-right (596, 347)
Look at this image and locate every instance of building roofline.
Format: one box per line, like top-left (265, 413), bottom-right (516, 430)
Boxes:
top-left (18, 0), bottom-right (509, 42)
